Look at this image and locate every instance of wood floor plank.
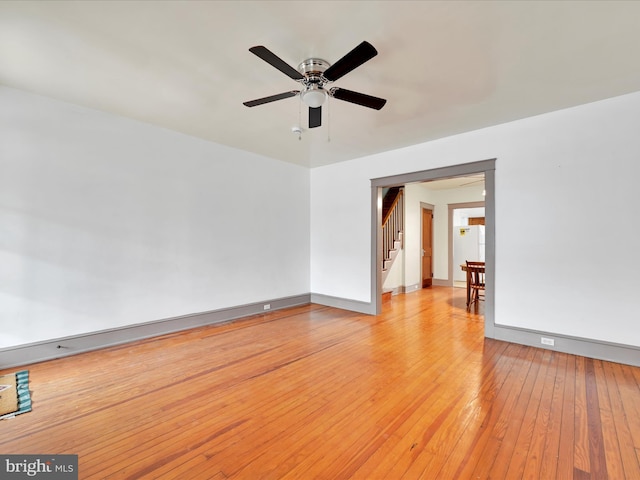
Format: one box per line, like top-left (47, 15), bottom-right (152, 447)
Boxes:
top-left (479, 347), bottom-right (546, 480)
top-left (594, 359), bottom-right (626, 479)
top-left (1, 286), bottom-right (639, 479)
top-left (611, 360), bottom-right (640, 452)
top-left (345, 341), bottom-right (494, 479)
top-left (521, 351), bottom-right (561, 478)
top-left (413, 344), bottom-right (516, 479)
top-left (603, 361), bottom-right (640, 479)
top-left (503, 349), bottom-right (554, 479)
top-left (446, 343), bottom-right (530, 480)
top-left (254, 309), bottom-right (480, 479)
top-left (343, 314), bottom-right (491, 479)
top-left (584, 357), bottom-right (609, 479)
top-left (538, 352), bottom-right (567, 480)
top-left (555, 353), bottom-right (576, 480)
top-left (574, 355), bottom-right (592, 476)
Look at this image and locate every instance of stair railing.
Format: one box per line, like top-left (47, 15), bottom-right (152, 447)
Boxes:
top-left (382, 188), bottom-right (404, 268)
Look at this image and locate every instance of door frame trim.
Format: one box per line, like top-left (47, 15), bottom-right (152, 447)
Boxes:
top-left (371, 158), bottom-right (496, 339)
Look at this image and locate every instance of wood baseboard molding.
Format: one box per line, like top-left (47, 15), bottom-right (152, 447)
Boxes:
top-left (493, 324), bottom-right (640, 367)
top-left (0, 294), bottom-right (311, 369)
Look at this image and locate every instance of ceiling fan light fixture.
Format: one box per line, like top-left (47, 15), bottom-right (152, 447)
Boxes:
top-left (301, 87), bottom-right (327, 108)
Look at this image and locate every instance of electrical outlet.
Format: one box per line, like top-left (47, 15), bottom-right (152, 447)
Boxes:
top-left (263, 304), bottom-right (271, 310)
top-left (541, 337), bottom-right (555, 346)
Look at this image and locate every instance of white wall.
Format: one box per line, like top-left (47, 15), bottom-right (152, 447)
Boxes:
top-left (4, 84), bottom-right (639, 351)
top-left (381, 248), bottom-right (404, 291)
top-left (310, 91), bottom-right (640, 347)
top-left (0, 86), bottom-right (310, 348)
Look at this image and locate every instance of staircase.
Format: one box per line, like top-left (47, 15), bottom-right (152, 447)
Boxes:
top-left (381, 187), bottom-right (404, 284)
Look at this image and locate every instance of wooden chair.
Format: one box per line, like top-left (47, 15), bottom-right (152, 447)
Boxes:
top-left (465, 261), bottom-right (485, 312)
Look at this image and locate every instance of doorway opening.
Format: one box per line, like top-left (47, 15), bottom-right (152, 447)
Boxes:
top-left (450, 202), bottom-right (485, 289)
top-left (371, 159), bottom-right (496, 338)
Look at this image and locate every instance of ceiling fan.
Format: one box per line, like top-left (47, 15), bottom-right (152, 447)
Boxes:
top-left (243, 41), bottom-right (387, 129)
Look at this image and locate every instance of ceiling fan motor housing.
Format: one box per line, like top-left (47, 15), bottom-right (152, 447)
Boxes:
top-left (298, 58), bottom-right (330, 83)
top-left (298, 58), bottom-right (330, 107)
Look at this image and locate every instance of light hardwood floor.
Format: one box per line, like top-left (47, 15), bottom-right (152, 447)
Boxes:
top-left (1, 287), bottom-right (639, 479)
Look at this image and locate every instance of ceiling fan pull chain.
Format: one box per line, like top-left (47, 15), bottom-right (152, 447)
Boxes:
top-left (298, 96), bottom-right (302, 140)
top-left (327, 96), bottom-right (331, 143)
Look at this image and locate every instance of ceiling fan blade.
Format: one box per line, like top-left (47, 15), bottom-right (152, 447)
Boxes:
top-left (249, 46), bottom-right (304, 80)
top-left (323, 41), bottom-right (378, 82)
top-left (330, 88), bottom-right (387, 110)
top-left (243, 90), bottom-right (300, 107)
top-left (309, 106), bottom-right (322, 128)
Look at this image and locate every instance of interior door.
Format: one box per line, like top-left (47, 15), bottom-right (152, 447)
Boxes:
top-left (422, 207), bottom-right (433, 288)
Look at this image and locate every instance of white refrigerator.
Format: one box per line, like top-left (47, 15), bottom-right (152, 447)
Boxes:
top-left (453, 225), bottom-right (485, 282)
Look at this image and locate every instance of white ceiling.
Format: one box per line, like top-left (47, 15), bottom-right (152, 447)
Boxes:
top-left (2, 1), bottom-right (640, 168)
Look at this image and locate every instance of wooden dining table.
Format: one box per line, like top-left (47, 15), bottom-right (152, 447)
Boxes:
top-left (460, 262), bottom-right (485, 307)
